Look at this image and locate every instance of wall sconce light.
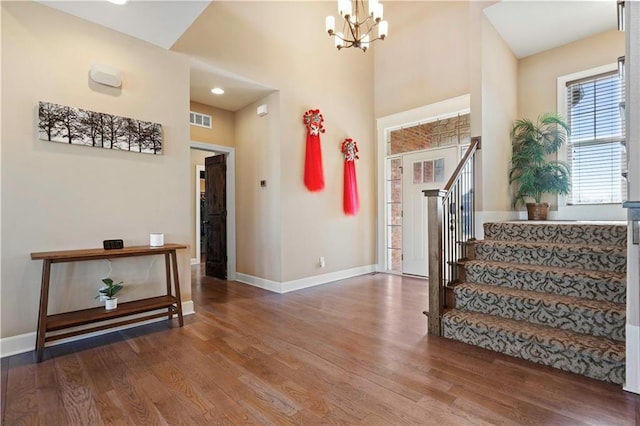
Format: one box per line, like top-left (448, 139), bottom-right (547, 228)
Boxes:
top-left (90, 64), bottom-right (122, 88)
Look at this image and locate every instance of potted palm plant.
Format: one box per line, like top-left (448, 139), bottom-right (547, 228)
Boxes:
top-left (508, 113), bottom-right (571, 220)
top-left (96, 278), bottom-right (123, 310)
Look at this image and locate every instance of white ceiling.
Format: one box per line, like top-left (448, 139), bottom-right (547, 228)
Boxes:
top-left (37, 0), bottom-right (211, 50)
top-left (38, 0), bottom-right (276, 111)
top-left (189, 60), bottom-right (276, 112)
top-left (37, 1), bottom-right (619, 110)
top-left (484, 1), bottom-right (617, 59)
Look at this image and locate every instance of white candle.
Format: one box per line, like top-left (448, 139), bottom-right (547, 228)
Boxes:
top-left (326, 15), bottom-right (335, 33)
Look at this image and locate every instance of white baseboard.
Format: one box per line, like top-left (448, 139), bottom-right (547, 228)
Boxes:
top-left (281, 264), bottom-right (376, 293)
top-left (624, 323), bottom-right (640, 394)
top-left (235, 273), bottom-right (282, 293)
top-left (0, 301), bottom-right (195, 359)
top-left (235, 264), bottom-right (377, 294)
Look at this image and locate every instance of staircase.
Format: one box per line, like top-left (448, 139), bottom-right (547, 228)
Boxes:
top-left (442, 221), bottom-right (627, 384)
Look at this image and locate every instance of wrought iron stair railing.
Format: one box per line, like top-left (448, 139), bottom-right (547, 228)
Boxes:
top-left (423, 136), bottom-right (480, 336)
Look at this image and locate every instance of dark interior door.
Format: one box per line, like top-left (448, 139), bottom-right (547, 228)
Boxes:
top-left (205, 154), bottom-right (227, 279)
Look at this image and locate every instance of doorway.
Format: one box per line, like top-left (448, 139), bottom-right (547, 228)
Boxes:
top-left (204, 154), bottom-right (227, 279)
top-left (191, 142), bottom-right (236, 281)
top-left (401, 146), bottom-right (459, 276)
top-left (376, 94), bottom-right (471, 275)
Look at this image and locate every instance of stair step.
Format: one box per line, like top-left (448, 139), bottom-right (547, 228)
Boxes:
top-left (483, 222), bottom-right (627, 247)
top-left (472, 240), bottom-right (626, 273)
top-left (442, 310), bottom-right (625, 384)
top-left (453, 283), bottom-right (626, 341)
top-left (463, 260), bottom-right (626, 303)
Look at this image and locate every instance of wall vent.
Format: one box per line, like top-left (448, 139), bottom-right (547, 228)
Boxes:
top-left (190, 111), bottom-right (212, 128)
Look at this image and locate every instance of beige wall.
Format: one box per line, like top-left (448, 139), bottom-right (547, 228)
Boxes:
top-left (518, 29), bottom-right (624, 120)
top-left (189, 101), bottom-right (235, 147)
top-left (374, 1), bottom-right (471, 118)
top-left (1, 2), bottom-right (191, 338)
top-left (374, 1), bottom-right (514, 218)
top-left (235, 93), bottom-right (282, 281)
top-left (173, 2), bottom-right (375, 282)
top-left (517, 29), bottom-right (624, 213)
top-left (477, 15), bottom-right (518, 213)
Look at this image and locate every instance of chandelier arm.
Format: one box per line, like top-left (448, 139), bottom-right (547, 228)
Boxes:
top-left (344, 19), bottom-right (360, 43)
top-left (359, 23), bottom-right (378, 39)
top-left (343, 38), bottom-right (356, 48)
top-left (357, 14), bottom-right (374, 28)
top-left (328, 0), bottom-right (386, 51)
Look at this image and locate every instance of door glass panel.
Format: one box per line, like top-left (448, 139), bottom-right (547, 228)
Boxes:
top-left (386, 157), bottom-right (402, 272)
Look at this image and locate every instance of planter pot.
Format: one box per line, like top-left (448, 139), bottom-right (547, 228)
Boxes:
top-left (105, 297), bottom-right (118, 310)
top-left (526, 203), bottom-right (549, 220)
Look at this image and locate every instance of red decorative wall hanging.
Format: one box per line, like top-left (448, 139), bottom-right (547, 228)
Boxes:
top-left (341, 138), bottom-right (359, 215)
top-left (302, 109), bottom-right (325, 192)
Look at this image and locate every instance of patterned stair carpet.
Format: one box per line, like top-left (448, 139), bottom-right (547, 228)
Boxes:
top-left (442, 221), bottom-right (627, 384)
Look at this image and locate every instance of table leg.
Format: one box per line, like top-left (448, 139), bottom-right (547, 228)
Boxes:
top-left (171, 250), bottom-right (184, 327)
top-left (164, 253), bottom-right (173, 320)
top-left (36, 260), bottom-right (51, 362)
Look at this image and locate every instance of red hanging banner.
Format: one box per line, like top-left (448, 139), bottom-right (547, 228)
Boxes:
top-left (302, 109), bottom-right (325, 192)
top-left (341, 138), bottom-right (359, 216)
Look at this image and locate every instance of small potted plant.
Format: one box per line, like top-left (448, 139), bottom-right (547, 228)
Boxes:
top-left (96, 278), bottom-right (123, 310)
top-left (508, 113), bottom-right (571, 220)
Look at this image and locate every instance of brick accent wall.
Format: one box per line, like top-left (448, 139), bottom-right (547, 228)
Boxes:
top-left (389, 113), bottom-right (470, 154)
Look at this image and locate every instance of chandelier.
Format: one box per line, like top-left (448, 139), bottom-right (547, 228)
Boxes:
top-left (325, 0), bottom-right (388, 52)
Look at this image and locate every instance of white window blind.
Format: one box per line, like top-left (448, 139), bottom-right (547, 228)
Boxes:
top-left (566, 70), bottom-right (626, 205)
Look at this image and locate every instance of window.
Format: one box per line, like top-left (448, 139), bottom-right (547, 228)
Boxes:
top-left (412, 159), bottom-right (445, 184)
top-left (565, 70), bottom-right (626, 204)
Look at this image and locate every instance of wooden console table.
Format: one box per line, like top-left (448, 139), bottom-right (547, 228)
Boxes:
top-left (30, 244), bottom-right (187, 362)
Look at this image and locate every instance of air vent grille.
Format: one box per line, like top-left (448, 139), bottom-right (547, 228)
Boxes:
top-left (190, 111), bottom-right (212, 128)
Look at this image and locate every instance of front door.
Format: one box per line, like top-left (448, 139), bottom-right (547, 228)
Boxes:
top-left (205, 154), bottom-right (227, 279)
top-left (401, 147), bottom-right (458, 276)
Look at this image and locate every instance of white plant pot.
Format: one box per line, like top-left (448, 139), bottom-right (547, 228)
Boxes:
top-left (105, 297), bottom-right (118, 310)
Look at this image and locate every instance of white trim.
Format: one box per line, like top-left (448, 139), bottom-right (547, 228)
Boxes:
top-left (624, 0), bottom-right (640, 396)
top-left (235, 265), bottom-right (377, 294)
top-left (195, 164), bottom-right (205, 265)
top-left (190, 142), bottom-right (237, 281)
top-left (281, 265), bottom-right (376, 293)
top-left (376, 95), bottom-right (471, 273)
top-left (235, 273), bottom-right (282, 293)
top-left (624, 323), bottom-right (640, 394)
top-left (0, 301), bottom-right (196, 358)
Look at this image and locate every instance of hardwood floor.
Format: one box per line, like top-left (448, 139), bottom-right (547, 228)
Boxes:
top-left (2, 267), bottom-right (639, 425)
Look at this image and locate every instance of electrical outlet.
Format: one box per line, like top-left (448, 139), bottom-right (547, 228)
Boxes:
top-left (319, 256), bottom-right (325, 268)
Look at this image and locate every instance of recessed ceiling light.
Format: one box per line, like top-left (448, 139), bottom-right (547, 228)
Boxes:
top-left (108, 0), bottom-right (128, 5)
top-left (211, 87), bottom-right (225, 95)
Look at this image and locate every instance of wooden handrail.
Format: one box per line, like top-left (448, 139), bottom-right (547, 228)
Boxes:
top-left (423, 136), bottom-right (480, 336)
top-left (444, 136), bottom-right (481, 191)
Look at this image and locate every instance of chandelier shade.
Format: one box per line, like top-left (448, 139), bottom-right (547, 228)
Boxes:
top-left (325, 0), bottom-right (388, 52)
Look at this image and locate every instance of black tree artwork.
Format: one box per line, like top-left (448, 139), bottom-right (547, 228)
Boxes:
top-left (38, 101), bottom-right (163, 155)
